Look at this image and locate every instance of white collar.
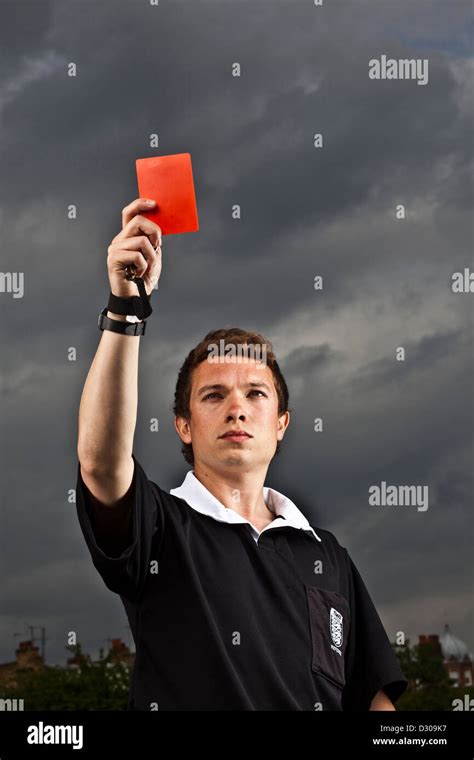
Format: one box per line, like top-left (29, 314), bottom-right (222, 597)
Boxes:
top-left (169, 470), bottom-right (321, 543)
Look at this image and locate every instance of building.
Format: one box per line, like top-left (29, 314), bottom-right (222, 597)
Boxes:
top-left (0, 640), bottom-right (45, 689)
top-left (0, 636), bottom-right (134, 684)
top-left (107, 638), bottom-right (135, 668)
top-left (65, 637), bottom-right (134, 669)
top-left (419, 625), bottom-right (473, 687)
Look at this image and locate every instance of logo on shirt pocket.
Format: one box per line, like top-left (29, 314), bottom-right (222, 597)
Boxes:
top-left (330, 607), bottom-right (343, 651)
top-left (305, 584), bottom-right (350, 689)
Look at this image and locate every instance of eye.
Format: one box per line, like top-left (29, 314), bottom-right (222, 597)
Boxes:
top-left (202, 392), bottom-right (223, 401)
top-left (201, 390), bottom-right (267, 401)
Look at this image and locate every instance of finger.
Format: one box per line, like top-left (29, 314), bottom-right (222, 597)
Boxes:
top-left (110, 235), bottom-right (158, 275)
top-left (118, 215), bottom-right (162, 249)
top-left (143, 251), bottom-right (161, 285)
top-left (124, 251), bottom-right (148, 279)
top-left (121, 198), bottom-right (156, 229)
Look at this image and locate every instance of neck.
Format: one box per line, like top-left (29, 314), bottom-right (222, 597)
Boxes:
top-left (192, 462), bottom-right (273, 523)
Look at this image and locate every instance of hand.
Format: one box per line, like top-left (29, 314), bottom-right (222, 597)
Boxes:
top-left (107, 198), bottom-right (163, 298)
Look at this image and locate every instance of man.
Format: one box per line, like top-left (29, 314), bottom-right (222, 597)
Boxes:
top-left (76, 197), bottom-right (408, 711)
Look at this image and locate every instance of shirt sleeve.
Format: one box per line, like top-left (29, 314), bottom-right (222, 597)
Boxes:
top-left (75, 453), bottom-right (166, 603)
top-left (341, 548), bottom-right (408, 711)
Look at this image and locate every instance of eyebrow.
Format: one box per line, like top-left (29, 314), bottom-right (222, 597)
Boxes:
top-left (197, 381), bottom-right (272, 397)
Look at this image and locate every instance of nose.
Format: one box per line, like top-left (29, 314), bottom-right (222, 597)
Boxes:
top-left (225, 394), bottom-right (247, 423)
top-left (226, 411), bottom-right (246, 423)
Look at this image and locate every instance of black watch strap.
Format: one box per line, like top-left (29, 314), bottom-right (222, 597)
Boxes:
top-left (108, 273), bottom-right (153, 320)
top-left (98, 308), bottom-right (146, 336)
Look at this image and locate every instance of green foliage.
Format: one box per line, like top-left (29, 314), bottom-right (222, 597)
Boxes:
top-left (394, 639), bottom-right (473, 711)
top-left (1, 644), bottom-right (131, 711)
top-left (397, 683), bottom-right (474, 711)
top-left (396, 640), bottom-right (452, 687)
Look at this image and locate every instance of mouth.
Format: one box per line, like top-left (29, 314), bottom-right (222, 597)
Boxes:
top-left (219, 431), bottom-right (252, 442)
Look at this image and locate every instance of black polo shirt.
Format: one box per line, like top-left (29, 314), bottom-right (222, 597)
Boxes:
top-left (75, 454), bottom-right (408, 711)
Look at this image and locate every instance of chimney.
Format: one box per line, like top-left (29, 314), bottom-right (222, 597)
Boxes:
top-left (15, 640), bottom-right (43, 671)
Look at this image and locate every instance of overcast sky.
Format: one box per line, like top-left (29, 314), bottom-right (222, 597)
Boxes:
top-left (0, 0), bottom-right (472, 668)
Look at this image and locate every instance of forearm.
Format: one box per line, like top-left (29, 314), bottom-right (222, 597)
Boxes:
top-left (77, 324), bottom-right (141, 473)
top-left (369, 689), bottom-right (396, 710)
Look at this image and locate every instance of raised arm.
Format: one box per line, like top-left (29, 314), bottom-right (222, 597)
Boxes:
top-left (77, 198), bottom-right (162, 506)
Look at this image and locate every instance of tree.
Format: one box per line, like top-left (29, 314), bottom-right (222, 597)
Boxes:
top-left (394, 639), bottom-right (474, 711)
top-left (0, 644), bottom-right (131, 710)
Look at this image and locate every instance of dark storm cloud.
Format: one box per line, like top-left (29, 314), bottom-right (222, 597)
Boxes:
top-left (0, 0), bottom-right (472, 664)
top-left (349, 328), bottom-right (468, 392)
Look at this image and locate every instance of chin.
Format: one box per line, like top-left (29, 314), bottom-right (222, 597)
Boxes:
top-left (221, 454), bottom-right (247, 467)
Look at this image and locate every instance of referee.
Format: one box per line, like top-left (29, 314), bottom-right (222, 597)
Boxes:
top-left (76, 197), bottom-right (408, 711)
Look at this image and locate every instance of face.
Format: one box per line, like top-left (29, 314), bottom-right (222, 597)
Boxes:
top-left (175, 357), bottom-right (290, 472)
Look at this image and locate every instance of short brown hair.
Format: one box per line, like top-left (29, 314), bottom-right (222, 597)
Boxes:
top-left (173, 327), bottom-right (290, 466)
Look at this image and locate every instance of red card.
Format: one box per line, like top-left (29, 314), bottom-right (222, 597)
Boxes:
top-left (135, 153), bottom-right (199, 235)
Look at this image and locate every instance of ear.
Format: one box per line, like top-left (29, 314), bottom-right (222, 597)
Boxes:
top-left (277, 410), bottom-right (290, 441)
top-left (174, 415), bottom-right (192, 444)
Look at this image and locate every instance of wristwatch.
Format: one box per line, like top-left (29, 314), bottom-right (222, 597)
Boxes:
top-left (98, 308), bottom-right (146, 336)
top-left (99, 271), bottom-right (152, 335)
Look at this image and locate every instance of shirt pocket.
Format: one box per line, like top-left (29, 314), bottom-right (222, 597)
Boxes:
top-left (304, 584), bottom-right (351, 689)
